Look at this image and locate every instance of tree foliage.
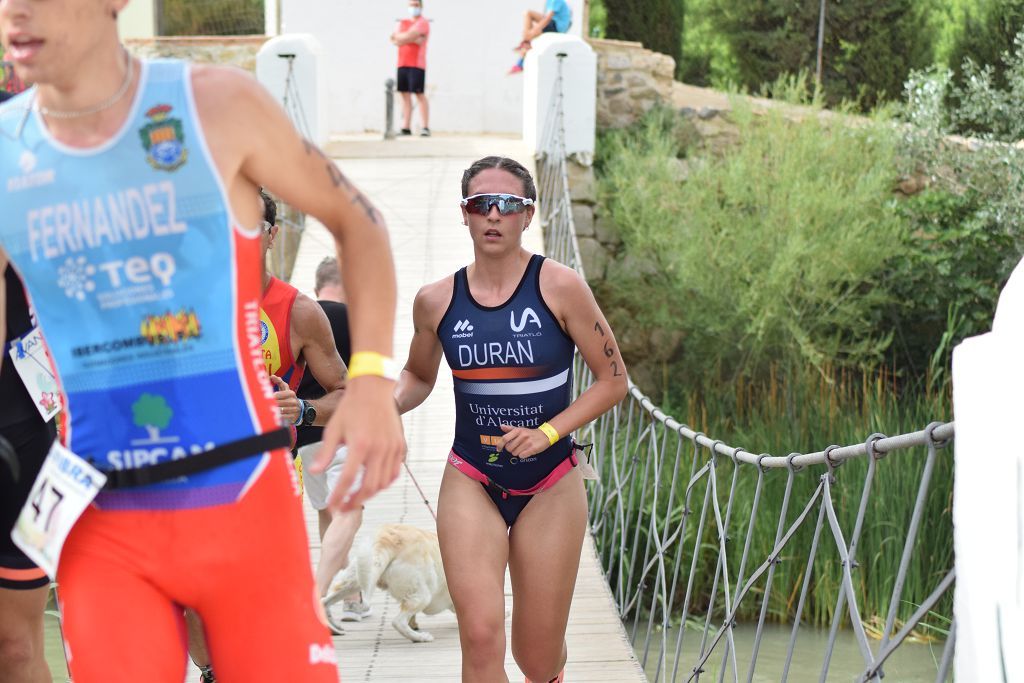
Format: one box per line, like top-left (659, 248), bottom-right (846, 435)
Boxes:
top-left (953, 32), bottom-right (1024, 140)
top-left (605, 0), bottom-right (684, 75)
top-left (160, 0), bottom-right (264, 36)
top-left (677, 0), bottom-right (738, 87)
top-left (946, 0), bottom-right (1024, 87)
top-left (708, 0), bottom-right (935, 109)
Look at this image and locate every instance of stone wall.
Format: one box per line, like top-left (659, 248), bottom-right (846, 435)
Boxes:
top-left (565, 157), bottom-right (620, 282)
top-left (590, 37), bottom-right (676, 130)
top-left (126, 36), bottom-right (267, 73)
top-left (571, 38), bottom-right (684, 285)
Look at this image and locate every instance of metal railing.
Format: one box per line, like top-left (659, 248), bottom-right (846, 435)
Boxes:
top-left (266, 53), bottom-right (308, 282)
top-left (535, 55), bottom-right (956, 683)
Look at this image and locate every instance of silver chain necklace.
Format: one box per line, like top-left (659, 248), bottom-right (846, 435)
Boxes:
top-left (36, 50), bottom-right (134, 120)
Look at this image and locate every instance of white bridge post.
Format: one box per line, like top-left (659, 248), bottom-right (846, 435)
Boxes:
top-left (256, 34), bottom-right (328, 148)
top-left (522, 34), bottom-right (596, 158)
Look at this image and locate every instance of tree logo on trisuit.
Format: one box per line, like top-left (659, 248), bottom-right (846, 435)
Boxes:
top-left (130, 393), bottom-right (179, 445)
top-left (139, 104), bottom-right (188, 171)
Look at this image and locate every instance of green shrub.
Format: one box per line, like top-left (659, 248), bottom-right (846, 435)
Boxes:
top-left (881, 189), bottom-right (1015, 382)
top-left (885, 53), bottom-right (1024, 379)
top-left (953, 31), bottom-right (1024, 140)
top-left (599, 104), bottom-right (903, 395)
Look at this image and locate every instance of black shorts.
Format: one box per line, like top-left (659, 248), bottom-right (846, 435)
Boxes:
top-left (542, 21), bottom-right (559, 33)
top-left (397, 67), bottom-right (426, 94)
top-left (0, 417), bottom-right (56, 590)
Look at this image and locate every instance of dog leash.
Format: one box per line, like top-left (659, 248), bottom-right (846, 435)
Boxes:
top-left (403, 461), bottom-right (437, 522)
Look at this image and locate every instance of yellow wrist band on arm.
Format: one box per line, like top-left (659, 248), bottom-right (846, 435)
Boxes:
top-left (538, 422), bottom-right (560, 446)
top-left (347, 351), bottom-right (400, 381)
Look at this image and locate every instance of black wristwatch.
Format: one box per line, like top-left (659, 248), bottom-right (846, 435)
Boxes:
top-left (300, 401), bottom-right (317, 427)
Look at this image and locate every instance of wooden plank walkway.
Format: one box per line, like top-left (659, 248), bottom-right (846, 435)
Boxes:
top-left (290, 134), bottom-right (646, 682)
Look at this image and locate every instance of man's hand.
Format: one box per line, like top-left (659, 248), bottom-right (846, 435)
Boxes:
top-left (497, 423), bottom-right (551, 458)
top-left (313, 376), bottom-right (406, 511)
top-left (270, 375), bottom-right (301, 425)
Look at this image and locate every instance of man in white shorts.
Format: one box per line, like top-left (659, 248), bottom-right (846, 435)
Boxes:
top-left (296, 258), bottom-right (369, 627)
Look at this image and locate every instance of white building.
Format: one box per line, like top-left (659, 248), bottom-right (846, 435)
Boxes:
top-left (275, 0), bottom-right (586, 135)
top-left (119, 0), bottom-right (588, 136)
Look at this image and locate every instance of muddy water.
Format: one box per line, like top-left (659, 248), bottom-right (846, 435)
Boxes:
top-left (630, 621), bottom-right (949, 682)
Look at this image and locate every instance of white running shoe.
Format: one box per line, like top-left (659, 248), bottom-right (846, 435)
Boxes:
top-left (340, 600), bottom-right (372, 622)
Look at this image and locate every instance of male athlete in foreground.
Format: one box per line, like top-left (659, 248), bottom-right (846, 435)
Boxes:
top-left (0, 0), bottom-right (405, 680)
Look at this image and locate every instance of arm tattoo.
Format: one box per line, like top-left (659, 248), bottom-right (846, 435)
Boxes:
top-left (304, 139), bottom-right (352, 190)
top-left (353, 193), bottom-right (384, 226)
top-left (303, 138), bottom-right (382, 225)
top-left (596, 321), bottom-right (623, 376)
top-left (326, 163), bottom-right (349, 190)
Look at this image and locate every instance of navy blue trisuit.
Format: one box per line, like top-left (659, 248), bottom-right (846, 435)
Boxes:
top-left (438, 254), bottom-right (578, 526)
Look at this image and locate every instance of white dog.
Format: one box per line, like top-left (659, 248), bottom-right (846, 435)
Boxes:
top-left (327, 523), bottom-right (453, 642)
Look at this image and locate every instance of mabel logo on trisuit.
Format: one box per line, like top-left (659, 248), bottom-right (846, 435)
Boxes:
top-left (452, 319), bottom-right (474, 338)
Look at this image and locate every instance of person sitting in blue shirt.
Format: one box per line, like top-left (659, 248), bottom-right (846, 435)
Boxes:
top-left (510, 0), bottom-right (573, 74)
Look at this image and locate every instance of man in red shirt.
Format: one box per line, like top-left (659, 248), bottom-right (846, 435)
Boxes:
top-left (390, 0), bottom-right (430, 137)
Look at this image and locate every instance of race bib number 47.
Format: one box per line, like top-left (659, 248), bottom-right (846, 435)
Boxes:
top-left (11, 442), bottom-right (106, 578)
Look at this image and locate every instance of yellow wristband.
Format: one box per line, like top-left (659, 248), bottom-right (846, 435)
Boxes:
top-left (538, 422), bottom-right (560, 446)
top-left (347, 351), bottom-right (400, 381)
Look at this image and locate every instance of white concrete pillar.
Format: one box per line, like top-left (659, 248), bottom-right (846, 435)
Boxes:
top-left (264, 0), bottom-right (280, 36)
top-left (117, 0), bottom-right (156, 39)
top-left (522, 34), bottom-right (596, 158)
top-left (953, 256), bottom-right (1024, 682)
top-left (256, 35), bottom-right (328, 147)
